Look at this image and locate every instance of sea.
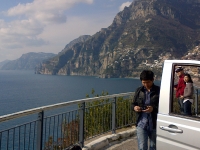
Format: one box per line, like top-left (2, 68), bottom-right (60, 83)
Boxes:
top-left (0, 70), bottom-right (161, 149)
top-left (0, 70), bottom-right (160, 116)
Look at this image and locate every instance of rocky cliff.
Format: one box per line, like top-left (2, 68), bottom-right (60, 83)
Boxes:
top-left (1, 52), bottom-right (56, 70)
top-left (35, 0), bottom-right (200, 78)
top-left (0, 60), bottom-right (11, 69)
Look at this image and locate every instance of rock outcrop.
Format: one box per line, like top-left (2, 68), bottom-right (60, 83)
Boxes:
top-left (35, 0), bottom-right (200, 78)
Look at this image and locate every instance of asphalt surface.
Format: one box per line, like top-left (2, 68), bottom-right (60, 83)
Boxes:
top-left (84, 126), bottom-right (138, 150)
top-left (103, 136), bottom-right (138, 150)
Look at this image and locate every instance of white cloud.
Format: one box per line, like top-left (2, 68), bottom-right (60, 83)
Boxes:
top-left (0, 0), bottom-right (123, 62)
top-left (5, 0), bottom-right (93, 24)
top-left (0, 0), bottom-right (94, 60)
top-left (39, 15), bottom-right (113, 46)
top-left (0, 19), bottom-right (46, 49)
top-left (119, 1), bottom-right (132, 11)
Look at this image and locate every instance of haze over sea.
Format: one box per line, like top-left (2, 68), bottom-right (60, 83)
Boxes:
top-left (0, 70), bottom-right (160, 116)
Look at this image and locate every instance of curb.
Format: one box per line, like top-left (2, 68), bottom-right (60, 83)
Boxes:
top-left (82, 128), bottom-right (136, 150)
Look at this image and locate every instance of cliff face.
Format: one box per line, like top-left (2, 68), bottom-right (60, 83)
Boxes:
top-left (1, 52), bottom-right (56, 70)
top-left (36, 0), bottom-right (200, 77)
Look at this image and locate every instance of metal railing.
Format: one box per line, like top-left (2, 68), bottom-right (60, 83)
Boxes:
top-left (0, 92), bottom-right (136, 150)
top-left (0, 89), bottom-right (199, 150)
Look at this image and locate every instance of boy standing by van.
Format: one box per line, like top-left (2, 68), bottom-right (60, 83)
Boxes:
top-left (132, 70), bottom-right (160, 150)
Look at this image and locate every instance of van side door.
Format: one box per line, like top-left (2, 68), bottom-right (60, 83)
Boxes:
top-left (157, 60), bottom-right (200, 150)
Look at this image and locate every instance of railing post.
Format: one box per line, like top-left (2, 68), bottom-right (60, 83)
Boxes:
top-left (79, 102), bottom-right (85, 148)
top-left (37, 111), bottom-right (44, 150)
top-left (195, 89), bottom-right (199, 116)
top-left (112, 97), bottom-right (116, 134)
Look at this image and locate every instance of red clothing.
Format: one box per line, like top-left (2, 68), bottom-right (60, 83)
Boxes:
top-left (176, 74), bottom-right (186, 98)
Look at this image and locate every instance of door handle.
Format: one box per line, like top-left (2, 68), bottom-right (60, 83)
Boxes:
top-left (159, 125), bottom-right (183, 133)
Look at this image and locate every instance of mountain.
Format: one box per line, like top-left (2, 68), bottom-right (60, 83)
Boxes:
top-left (1, 52), bottom-right (56, 70)
top-left (60, 35), bottom-right (91, 53)
top-left (0, 60), bottom-right (11, 69)
top-left (35, 0), bottom-right (200, 78)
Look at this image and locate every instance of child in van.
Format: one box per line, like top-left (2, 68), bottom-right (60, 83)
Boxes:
top-left (180, 73), bottom-right (194, 116)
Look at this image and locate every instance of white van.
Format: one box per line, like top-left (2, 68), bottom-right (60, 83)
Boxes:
top-left (157, 60), bottom-right (200, 150)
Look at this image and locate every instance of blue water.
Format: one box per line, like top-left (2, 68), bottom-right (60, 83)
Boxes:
top-left (0, 70), bottom-right (161, 149)
top-left (0, 70), bottom-right (160, 116)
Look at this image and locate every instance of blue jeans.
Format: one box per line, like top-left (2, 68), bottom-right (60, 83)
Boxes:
top-left (137, 126), bottom-right (156, 150)
top-left (178, 98), bottom-right (184, 113)
top-left (183, 100), bottom-right (192, 116)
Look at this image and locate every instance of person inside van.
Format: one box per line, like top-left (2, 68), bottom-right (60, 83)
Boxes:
top-left (174, 66), bottom-right (186, 114)
top-left (132, 70), bottom-right (160, 150)
top-left (180, 73), bottom-right (194, 116)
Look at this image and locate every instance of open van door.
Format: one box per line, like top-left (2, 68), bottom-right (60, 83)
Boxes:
top-left (157, 60), bottom-right (200, 150)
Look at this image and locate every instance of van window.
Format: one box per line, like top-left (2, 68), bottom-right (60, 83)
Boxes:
top-left (171, 64), bottom-right (200, 119)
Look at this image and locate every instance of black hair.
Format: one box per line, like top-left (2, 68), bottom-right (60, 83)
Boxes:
top-left (140, 70), bottom-right (154, 81)
top-left (184, 73), bottom-right (193, 83)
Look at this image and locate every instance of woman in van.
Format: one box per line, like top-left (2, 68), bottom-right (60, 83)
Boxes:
top-left (180, 73), bottom-right (194, 116)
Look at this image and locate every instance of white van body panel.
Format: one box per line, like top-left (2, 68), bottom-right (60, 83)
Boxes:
top-left (157, 114), bottom-right (200, 149)
top-left (157, 60), bottom-right (200, 150)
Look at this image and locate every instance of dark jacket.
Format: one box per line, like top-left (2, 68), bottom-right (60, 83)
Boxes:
top-left (132, 84), bottom-right (160, 129)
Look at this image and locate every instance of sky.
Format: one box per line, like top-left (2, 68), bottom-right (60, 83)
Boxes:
top-left (0, 0), bottom-right (132, 62)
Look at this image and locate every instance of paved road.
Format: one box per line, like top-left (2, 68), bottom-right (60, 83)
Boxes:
top-left (84, 127), bottom-right (138, 150)
top-left (103, 136), bottom-right (138, 150)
